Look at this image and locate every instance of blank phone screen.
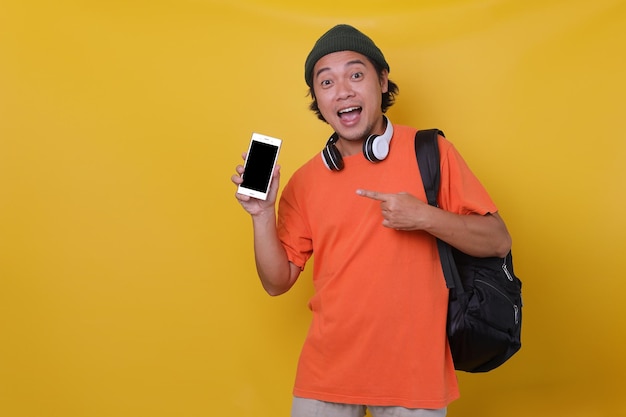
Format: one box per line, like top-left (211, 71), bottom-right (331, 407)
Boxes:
top-left (241, 141), bottom-right (279, 193)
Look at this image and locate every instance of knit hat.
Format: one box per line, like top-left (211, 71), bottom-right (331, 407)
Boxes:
top-left (304, 24), bottom-right (390, 87)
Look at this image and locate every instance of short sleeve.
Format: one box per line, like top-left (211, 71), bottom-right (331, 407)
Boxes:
top-left (277, 174), bottom-right (313, 270)
top-left (437, 136), bottom-right (498, 215)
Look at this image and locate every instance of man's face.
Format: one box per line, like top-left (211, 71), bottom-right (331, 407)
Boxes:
top-left (312, 50), bottom-right (389, 144)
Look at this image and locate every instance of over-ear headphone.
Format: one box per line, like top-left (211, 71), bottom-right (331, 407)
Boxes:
top-left (321, 116), bottom-right (394, 171)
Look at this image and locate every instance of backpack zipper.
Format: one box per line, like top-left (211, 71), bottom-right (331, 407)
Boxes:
top-left (502, 261), bottom-right (514, 281)
top-left (475, 279), bottom-right (520, 325)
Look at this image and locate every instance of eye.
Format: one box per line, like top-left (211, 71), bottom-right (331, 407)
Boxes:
top-left (320, 79), bottom-right (333, 88)
top-left (351, 71), bottom-right (364, 80)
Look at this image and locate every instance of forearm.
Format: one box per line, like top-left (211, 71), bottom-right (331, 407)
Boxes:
top-left (251, 210), bottom-right (298, 296)
top-left (355, 189), bottom-right (511, 257)
top-left (423, 208), bottom-right (512, 258)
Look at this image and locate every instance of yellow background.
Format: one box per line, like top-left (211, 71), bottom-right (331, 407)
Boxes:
top-left (1, 1), bottom-right (625, 416)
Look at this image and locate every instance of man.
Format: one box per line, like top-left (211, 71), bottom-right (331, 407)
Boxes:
top-left (232, 24), bottom-right (511, 417)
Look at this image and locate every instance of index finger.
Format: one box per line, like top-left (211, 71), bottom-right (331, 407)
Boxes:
top-left (356, 189), bottom-right (389, 201)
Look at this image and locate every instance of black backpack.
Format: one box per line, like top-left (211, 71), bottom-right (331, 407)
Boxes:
top-left (414, 129), bottom-right (523, 373)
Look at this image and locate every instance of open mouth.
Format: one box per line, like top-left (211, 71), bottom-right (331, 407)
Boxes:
top-left (337, 106), bottom-right (362, 120)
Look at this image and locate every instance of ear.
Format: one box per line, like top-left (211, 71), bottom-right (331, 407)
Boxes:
top-left (380, 69), bottom-right (389, 94)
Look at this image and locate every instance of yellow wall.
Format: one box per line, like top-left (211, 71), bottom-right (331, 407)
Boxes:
top-left (1, 1), bottom-right (625, 416)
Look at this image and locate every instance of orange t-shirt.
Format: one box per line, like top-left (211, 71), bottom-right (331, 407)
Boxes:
top-left (277, 124), bottom-right (497, 408)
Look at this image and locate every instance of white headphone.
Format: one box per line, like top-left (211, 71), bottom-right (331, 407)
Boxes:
top-left (321, 116), bottom-right (394, 171)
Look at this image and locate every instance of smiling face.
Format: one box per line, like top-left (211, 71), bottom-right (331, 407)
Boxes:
top-left (312, 50), bottom-right (389, 155)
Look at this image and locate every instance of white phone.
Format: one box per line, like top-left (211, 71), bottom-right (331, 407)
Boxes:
top-left (238, 133), bottom-right (282, 200)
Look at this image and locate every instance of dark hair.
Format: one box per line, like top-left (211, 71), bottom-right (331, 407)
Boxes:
top-left (307, 57), bottom-right (399, 122)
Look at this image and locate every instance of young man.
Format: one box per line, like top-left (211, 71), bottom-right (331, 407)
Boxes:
top-left (232, 24), bottom-right (511, 417)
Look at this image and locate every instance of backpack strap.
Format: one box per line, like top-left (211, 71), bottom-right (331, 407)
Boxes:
top-left (414, 129), bottom-right (464, 292)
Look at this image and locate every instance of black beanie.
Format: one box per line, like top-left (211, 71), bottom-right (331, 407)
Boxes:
top-left (304, 24), bottom-right (390, 88)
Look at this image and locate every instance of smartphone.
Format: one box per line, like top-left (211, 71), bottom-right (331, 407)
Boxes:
top-left (237, 133), bottom-right (282, 200)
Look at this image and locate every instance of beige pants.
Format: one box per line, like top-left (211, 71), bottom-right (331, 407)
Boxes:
top-left (291, 397), bottom-right (447, 417)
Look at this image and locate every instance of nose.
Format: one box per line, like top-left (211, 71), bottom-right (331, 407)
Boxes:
top-left (335, 79), bottom-right (354, 100)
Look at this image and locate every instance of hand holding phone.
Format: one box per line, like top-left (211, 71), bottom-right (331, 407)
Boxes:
top-left (237, 133), bottom-right (282, 201)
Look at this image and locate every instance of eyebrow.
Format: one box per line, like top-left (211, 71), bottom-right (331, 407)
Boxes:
top-left (314, 59), bottom-right (368, 81)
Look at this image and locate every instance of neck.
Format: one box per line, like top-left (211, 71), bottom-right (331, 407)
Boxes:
top-left (336, 115), bottom-right (388, 157)
top-left (336, 139), bottom-right (363, 157)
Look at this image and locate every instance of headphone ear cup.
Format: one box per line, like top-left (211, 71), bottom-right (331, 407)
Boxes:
top-left (363, 134), bottom-right (390, 162)
top-left (322, 142), bottom-right (344, 171)
top-left (363, 134), bottom-right (380, 162)
top-left (363, 115), bottom-right (393, 163)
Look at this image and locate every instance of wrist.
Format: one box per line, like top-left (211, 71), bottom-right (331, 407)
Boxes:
top-left (251, 205), bottom-right (276, 223)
